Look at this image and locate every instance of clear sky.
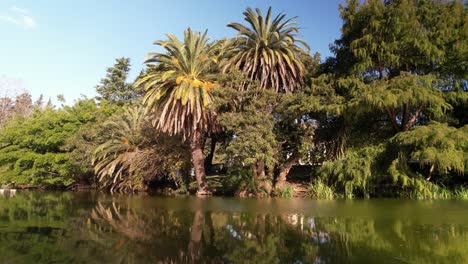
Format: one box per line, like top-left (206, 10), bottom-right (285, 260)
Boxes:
top-left (0, 0), bottom-right (345, 102)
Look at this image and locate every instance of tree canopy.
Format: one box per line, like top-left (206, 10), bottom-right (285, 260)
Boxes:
top-left (0, 2), bottom-right (466, 198)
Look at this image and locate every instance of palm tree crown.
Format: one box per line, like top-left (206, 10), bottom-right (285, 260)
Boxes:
top-left (135, 28), bottom-right (218, 141)
top-left (92, 106), bottom-right (148, 192)
top-left (224, 7), bottom-right (309, 92)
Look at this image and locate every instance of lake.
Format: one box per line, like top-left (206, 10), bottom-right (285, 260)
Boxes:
top-left (0, 191), bottom-right (467, 263)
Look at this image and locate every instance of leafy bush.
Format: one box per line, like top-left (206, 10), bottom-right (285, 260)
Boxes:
top-left (319, 145), bottom-right (386, 198)
top-left (389, 123), bottom-right (467, 196)
top-left (0, 99), bottom-right (101, 188)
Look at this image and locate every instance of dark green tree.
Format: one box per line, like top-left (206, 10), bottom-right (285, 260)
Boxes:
top-left (96, 57), bottom-right (140, 105)
top-left (390, 122), bottom-right (467, 193)
top-left (316, 0), bottom-right (468, 197)
top-left (214, 72), bottom-right (278, 194)
top-left (331, 0), bottom-right (467, 79)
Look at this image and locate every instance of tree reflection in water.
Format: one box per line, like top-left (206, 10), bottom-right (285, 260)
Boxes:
top-left (79, 197), bottom-right (468, 264)
top-left (82, 198), bottom-right (321, 263)
top-left (90, 202), bottom-right (153, 240)
top-left (0, 192), bottom-right (467, 263)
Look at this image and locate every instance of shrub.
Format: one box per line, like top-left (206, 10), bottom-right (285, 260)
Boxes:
top-left (308, 180), bottom-right (335, 199)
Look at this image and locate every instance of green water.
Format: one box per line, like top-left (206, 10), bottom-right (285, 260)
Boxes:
top-left (0, 191), bottom-right (467, 263)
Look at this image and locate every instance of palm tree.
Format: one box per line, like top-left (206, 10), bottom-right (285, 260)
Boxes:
top-left (135, 28), bottom-right (218, 195)
top-left (92, 106), bottom-right (189, 193)
top-left (224, 7), bottom-right (309, 92)
top-left (92, 106), bottom-right (149, 193)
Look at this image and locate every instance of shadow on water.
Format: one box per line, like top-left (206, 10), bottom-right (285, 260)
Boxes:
top-left (0, 191), bottom-right (467, 263)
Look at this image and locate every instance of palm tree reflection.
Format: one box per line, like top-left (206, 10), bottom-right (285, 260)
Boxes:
top-left (90, 202), bottom-right (152, 240)
top-left (81, 198), bottom-right (468, 264)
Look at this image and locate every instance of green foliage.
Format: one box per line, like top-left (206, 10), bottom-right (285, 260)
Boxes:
top-left (214, 71), bottom-right (337, 190)
top-left (136, 28), bottom-right (224, 194)
top-left (275, 75), bottom-right (346, 164)
top-left (274, 92), bottom-right (319, 163)
top-left (1, 3), bottom-right (466, 198)
top-left (320, 145), bottom-right (386, 198)
top-left (92, 106), bottom-right (190, 192)
top-left (349, 73), bottom-right (452, 131)
top-left (390, 122), bottom-right (467, 187)
top-left (307, 179), bottom-right (335, 199)
top-left (214, 72), bottom-right (277, 170)
top-left (333, 0), bottom-right (467, 78)
top-left (96, 57), bottom-right (141, 105)
top-left (454, 187), bottom-right (468, 200)
top-left (399, 181), bottom-right (452, 200)
top-left (92, 106), bottom-right (148, 191)
top-left (63, 103), bottom-right (122, 185)
top-left (330, 0), bottom-right (466, 145)
top-left (314, 0), bottom-right (468, 199)
top-left (225, 168), bottom-right (258, 195)
top-left (280, 186), bottom-right (294, 198)
top-left (0, 99), bottom-right (100, 187)
top-left (136, 28), bottom-right (219, 141)
top-left (416, 0), bottom-right (468, 79)
top-left (319, 122), bottom-right (467, 199)
top-left (224, 7), bottom-right (309, 92)
top-left (443, 89), bottom-right (468, 127)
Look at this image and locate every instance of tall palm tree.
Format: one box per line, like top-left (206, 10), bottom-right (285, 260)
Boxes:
top-left (135, 28), bottom-right (218, 195)
top-left (224, 7), bottom-right (309, 92)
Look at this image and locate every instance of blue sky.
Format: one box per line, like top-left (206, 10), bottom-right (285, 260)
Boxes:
top-left (0, 0), bottom-right (345, 103)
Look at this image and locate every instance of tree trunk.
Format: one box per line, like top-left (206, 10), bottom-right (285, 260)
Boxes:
top-left (253, 159), bottom-right (272, 196)
top-left (402, 106), bottom-right (422, 132)
top-left (188, 210), bottom-right (204, 261)
top-left (190, 135), bottom-right (211, 196)
top-left (426, 163), bottom-right (436, 181)
top-left (385, 107), bottom-right (400, 133)
top-left (275, 152), bottom-right (301, 190)
top-left (205, 212), bottom-right (215, 247)
top-left (386, 105), bottom-right (423, 133)
top-left (256, 159), bottom-right (266, 179)
top-left (204, 136), bottom-right (217, 174)
top-left (401, 103), bottom-right (410, 130)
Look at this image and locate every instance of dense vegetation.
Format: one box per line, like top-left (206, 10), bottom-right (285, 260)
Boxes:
top-left (0, 0), bottom-right (466, 198)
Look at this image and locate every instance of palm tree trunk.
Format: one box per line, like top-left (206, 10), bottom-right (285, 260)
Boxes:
top-left (188, 210), bottom-right (204, 261)
top-left (190, 135), bottom-right (211, 195)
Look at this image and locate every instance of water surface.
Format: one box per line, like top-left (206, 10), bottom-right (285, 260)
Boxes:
top-left (0, 191), bottom-right (467, 263)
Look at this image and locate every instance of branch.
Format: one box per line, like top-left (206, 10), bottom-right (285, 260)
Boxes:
top-left (0, 143), bottom-right (12, 150)
top-left (401, 103), bottom-right (409, 131)
top-left (385, 107), bottom-right (399, 132)
top-left (276, 151), bottom-right (302, 188)
top-left (403, 105), bottom-right (423, 131)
